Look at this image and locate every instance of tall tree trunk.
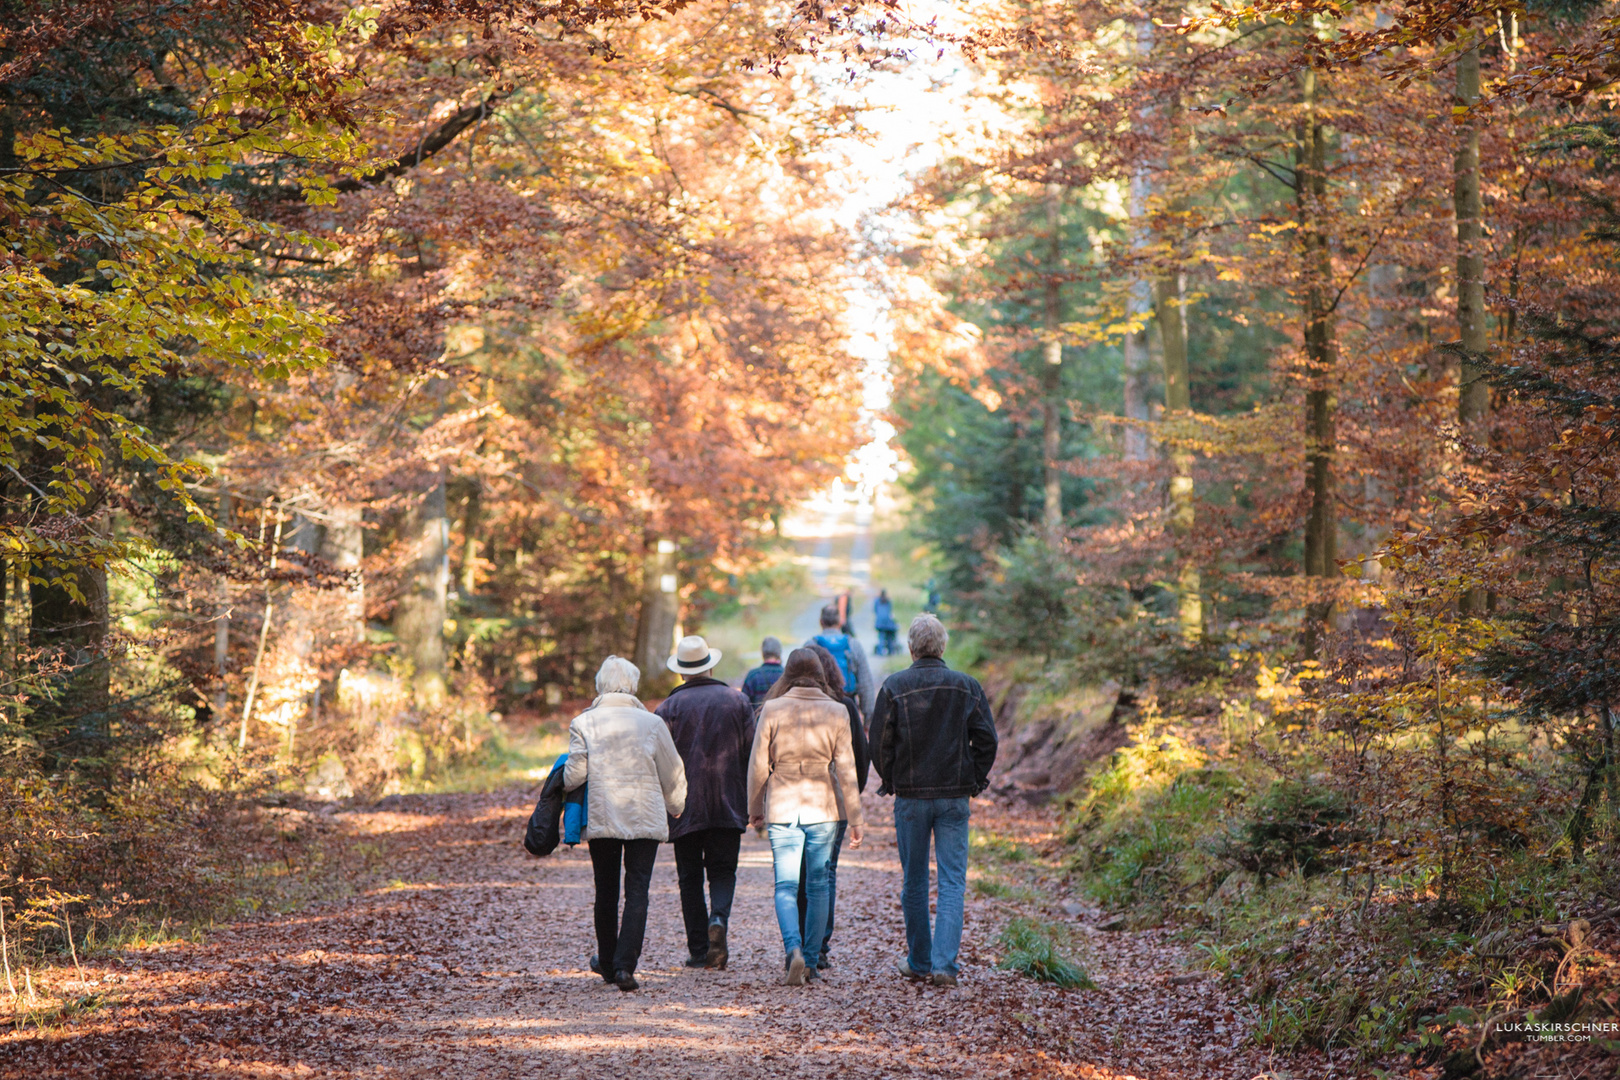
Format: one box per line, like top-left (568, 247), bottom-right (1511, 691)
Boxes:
top-left (321, 504), bottom-right (366, 644)
top-left (1155, 270), bottom-right (1202, 644)
top-left (1152, 50), bottom-right (1200, 643)
top-left (396, 471), bottom-right (449, 705)
top-left (1298, 66), bottom-right (1339, 657)
top-left (1122, 284), bottom-right (1154, 461)
top-left (633, 536), bottom-right (679, 698)
top-left (1455, 45), bottom-right (1492, 615)
top-left (213, 488), bottom-right (231, 723)
top-left (237, 505), bottom-right (282, 750)
top-left (1455, 46), bottom-right (1490, 426)
top-left (458, 484), bottom-right (482, 597)
top-left (1122, 18), bottom-right (1156, 463)
top-left (30, 509), bottom-right (111, 776)
top-left (1041, 182), bottom-right (1065, 538)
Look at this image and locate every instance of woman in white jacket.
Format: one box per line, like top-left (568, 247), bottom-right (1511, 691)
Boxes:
top-left (564, 656), bottom-right (687, 991)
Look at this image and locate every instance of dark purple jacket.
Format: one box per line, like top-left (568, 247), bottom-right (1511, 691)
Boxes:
top-left (655, 676), bottom-right (756, 838)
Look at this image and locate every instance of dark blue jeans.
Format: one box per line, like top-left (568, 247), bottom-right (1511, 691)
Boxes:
top-left (796, 820), bottom-right (847, 958)
top-left (893, 796), bottom-right (970, 978)
top-left (768, 821), bottom-right (839, 968)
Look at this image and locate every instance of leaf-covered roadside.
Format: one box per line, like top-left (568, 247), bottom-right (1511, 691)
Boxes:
top-left (0, 788), bottom-right (1286, 1080)
top-left (1047, 656), bottom-right (1620, 1079)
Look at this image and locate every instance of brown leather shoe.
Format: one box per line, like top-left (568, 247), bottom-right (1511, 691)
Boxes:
top-left (706, 917), bottom-right (728, 970)
top-left (784, 948), bottom-right (806, 986)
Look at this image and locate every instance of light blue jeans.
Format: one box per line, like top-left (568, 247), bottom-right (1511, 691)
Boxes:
top-left (893, 796), bottom-right (970, 978)
top-left (768, 821), bottom-right (839, 968)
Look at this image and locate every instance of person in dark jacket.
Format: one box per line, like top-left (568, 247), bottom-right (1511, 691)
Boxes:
top-left (656, 634), bottom-right (756, 970)
top-left (740, 636), bottom-right (784, 711)
top-left (795, 643), bottom-right (870, 967)
top-left (873, 588), bottom-right (898, 656)
top-left (870, 613), bottom-right (998, 988)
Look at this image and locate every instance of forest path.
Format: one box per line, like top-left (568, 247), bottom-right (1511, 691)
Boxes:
top-left (787, 497), bottom-right (908, 679)
top-left (2, 791), bottom-right (1284, 1080)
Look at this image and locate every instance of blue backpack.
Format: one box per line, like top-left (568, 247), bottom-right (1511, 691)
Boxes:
top-left (814, 633), bottom-right (858, 695)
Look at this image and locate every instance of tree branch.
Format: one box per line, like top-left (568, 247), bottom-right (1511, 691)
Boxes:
top-left (1246, 153), bottom-right (1299, 191)
top-left (275, 90), bottom-right (510, 200)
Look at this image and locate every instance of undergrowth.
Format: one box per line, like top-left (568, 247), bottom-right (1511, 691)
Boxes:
top-left (996, 918), bottom-right (1097, 989)
top-left (1061, 696), bottom-right (1618, 1066)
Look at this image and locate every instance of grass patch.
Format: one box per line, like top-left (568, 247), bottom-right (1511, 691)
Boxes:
top-left (395, 721), bottom-right (568, 794)
top-left (971, 876), bottom-right (1039, 903)
top-left (996, 917), bottom-right (1096, 989)
top-left (971, 828), bottom-right (1032, 865)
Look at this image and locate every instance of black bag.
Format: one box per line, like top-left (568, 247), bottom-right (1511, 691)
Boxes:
top-left (524, 756), bottom-right (569, 857)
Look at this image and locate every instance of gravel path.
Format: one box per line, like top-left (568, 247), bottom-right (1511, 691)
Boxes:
top-left (2, 790), bottom-right (1285, 1080)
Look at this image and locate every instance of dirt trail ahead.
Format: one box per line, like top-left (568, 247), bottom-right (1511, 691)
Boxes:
top-left (3, 791), bottom-right (1281, 1080)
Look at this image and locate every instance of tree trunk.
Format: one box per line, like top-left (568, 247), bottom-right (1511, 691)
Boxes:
top-left (458, 485), bottom-right (482, 597)
top-left (1455, 46), bottom-right (1490, 426)
top-left (31, 512), bottom-right (111, 775)
top-left (1041, 183), bottom-right (1065, 538)
top-left (395, 471), bottom-right (449, 705)
top-left (633, 536), bottom-right (679, 699)
top-left (237, 505), bottom-right (283, 750)
top-left (321, 504), bottom-right (366, 644)
top-left (1297, 66), bottom-right (1339, 657)
top-left (1155, 271), bottom-right (1202, 644)
top-left (1455, 45), bottom-right (1493, 615)
top-left (213, 488), bottom-right (231, 723)
top-left (1122, 18), bottom-right (1156, 464)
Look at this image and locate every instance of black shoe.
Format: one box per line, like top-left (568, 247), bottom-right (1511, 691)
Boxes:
top-left (615, 970), bottom-right (639, 992)
top-left (784, 947), bottom-right (807, 986)
top-left (684, 952), bottom-right (709, 968)
top-left (706, 917), bottom-right (728, 970)
top-left (589, 954), bottom-right (613, 984)
top-left (817, 954), bottom-right (832, 970)
top-left (806, 965), bottom-right (823, 982)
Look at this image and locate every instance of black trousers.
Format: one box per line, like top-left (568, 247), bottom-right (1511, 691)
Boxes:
top-left (671, 827), bottom-right (742, 958)
top-left (588, 837), bottom-right (659, 976)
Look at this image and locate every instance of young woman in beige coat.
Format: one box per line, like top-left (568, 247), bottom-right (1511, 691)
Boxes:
top-left (746, 648), bottom-right (864, 985)
top-left (564, 656), bottom-right (687, 992)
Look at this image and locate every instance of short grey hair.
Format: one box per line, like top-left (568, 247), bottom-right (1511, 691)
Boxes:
top-left (761, 635), bottom-right (782, 660)
top-left (908, 613), bottom-right (948, 659)
top-left (820, 604), bottom-right (841, 628)
top-left (595, 655), bottom-right (640, 696)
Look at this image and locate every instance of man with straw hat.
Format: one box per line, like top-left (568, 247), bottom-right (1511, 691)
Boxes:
top-left (655, 634), bottom-right (755, 970)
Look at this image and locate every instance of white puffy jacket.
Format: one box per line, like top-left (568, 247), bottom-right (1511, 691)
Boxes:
top-left (563, 692), bottom-right (687, 842)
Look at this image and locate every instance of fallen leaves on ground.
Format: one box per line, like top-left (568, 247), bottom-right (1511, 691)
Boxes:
top-left (0, 791), bottom-right (1307, 1079)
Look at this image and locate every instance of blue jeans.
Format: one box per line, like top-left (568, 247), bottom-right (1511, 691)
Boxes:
top-left (893, 796), bottom-right (970, 978)
top-left (796, 820), bottom-right (847, 957)
top-left (768, 821), bottom-right (839, 968)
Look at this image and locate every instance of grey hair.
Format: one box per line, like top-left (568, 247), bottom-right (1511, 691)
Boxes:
top-left (761, 635), bottom-right (783, 660)
top-left (819, 603), bottom-right (841, 628)
top-left (908, 613), bottom-right (949, 659)
top-left (595, 655), bottom-right (641, 696)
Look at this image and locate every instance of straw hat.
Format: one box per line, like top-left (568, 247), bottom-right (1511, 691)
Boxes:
top-left (667, 634), bottom-right (722, 675)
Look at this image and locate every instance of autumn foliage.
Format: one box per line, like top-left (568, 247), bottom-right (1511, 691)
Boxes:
top-left (0, 0), bottom-right (862, 974)
top-left (880, 0), bottom-right (1620, 1069)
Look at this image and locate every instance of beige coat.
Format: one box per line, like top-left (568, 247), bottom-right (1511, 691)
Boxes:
top-left (564, 692), bottom-right (687, 842)
top-left (746, 686), bottom-right (864, 828)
